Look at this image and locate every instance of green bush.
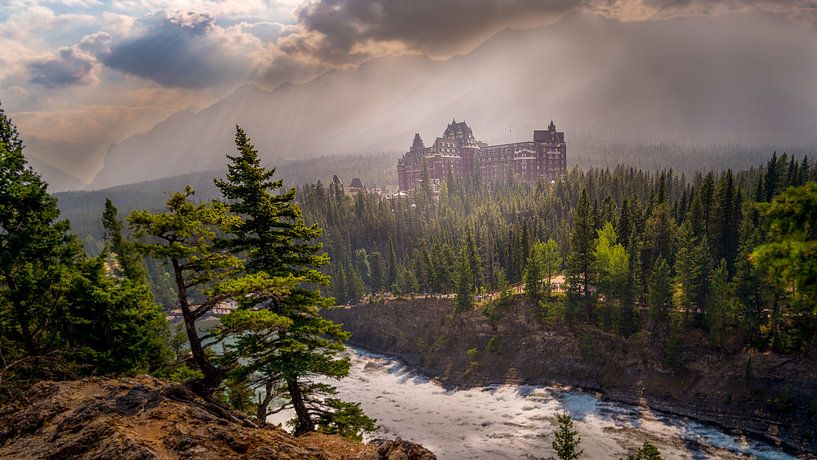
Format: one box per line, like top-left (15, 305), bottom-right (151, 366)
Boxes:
top-left (486, 336), bottom-right (500, 353)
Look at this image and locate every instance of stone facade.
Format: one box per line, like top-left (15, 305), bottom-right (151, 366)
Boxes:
top-left (397, 119), bottom-right (566, 191)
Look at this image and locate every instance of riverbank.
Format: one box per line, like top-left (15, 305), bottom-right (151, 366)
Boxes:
top-left (325, 297), bottom-right (817, 456)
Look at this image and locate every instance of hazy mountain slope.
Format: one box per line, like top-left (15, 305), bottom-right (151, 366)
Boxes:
top-left (28, 156), bottom-right (85, 192)
top-left (91, 55), bottom-right (437, 189)
top-left (90, 12), bottom-right (817, 189)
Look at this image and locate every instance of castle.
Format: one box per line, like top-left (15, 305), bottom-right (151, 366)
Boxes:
top-left (397, 119), bottom-right (566, 191)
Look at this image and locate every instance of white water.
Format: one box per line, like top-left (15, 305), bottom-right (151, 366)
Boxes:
top-left (270, 348), bottom-right (796, 459)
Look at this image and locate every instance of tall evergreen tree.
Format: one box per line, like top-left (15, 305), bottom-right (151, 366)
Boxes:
top-left (673, 221), bottom-right (711, 318)
top-left (711, 170), bottom-right (739, 270)
top-left (541, 239), bottom-right (562, 298)
top-left (567, 188), bottom-right (595, 317)
top-left (102, 198), bottom-right (149, 283)
top-left (455, 248), bottom-right (474, 312)
top-left (524, 244), bottom-right (544, 304)
top-left (0, 131), bottom-right (79, 359)
top-left (647, 256), bottom-right (672, 330)
top-left (215, 127), bottom-right (373, 436)
top-left (707, 259), bottom-right (734, 347)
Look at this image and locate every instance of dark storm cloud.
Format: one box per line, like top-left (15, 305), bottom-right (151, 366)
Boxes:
top-left (276, 0), bottom-right (817, 69)
top-left (284, 0), bottom-right (582, 64)
top-left (28, 46), bottom-right (98, 88)
top-left (100, 11), bottom-right (256, 88)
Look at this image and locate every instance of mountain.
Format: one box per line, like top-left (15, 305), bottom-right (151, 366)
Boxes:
top-left (90, 12), bottom-right (817, 189)
top-left (28, 156), bottom-right (85, 192)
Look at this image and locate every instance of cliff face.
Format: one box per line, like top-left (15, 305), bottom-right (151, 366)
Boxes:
top-left (0, 375), bottom-right (435, 460)
top-left (325, 298), bottom-right (817, 456)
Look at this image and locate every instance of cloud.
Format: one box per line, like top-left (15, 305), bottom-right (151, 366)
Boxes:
top-left (265, 0), bottom-right (817, 75)
top-left (28, 45), bottom-right (99, 88)
top-left (282, 0), bottom-right (580, 65)
top-left (582, 0), bottom-right (817, 21)
top-left (98, 10), bottom-right (268, 88)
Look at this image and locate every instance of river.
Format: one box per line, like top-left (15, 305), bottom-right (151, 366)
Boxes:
top-left (269, 348), bottom-right (796, 460)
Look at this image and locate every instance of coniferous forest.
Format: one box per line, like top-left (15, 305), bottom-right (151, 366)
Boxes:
top-left (302, 149), bottom-right (816, 354)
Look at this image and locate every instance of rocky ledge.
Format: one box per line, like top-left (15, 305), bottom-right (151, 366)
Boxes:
top-left (0, 375), bottom-right (436, 460)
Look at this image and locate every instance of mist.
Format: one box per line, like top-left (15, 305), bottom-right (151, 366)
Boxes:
top-left (83, 11), bottom-right (817, 189)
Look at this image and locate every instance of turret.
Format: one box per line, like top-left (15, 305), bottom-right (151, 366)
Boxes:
top-left (412, 133), bottom-right (425, 150)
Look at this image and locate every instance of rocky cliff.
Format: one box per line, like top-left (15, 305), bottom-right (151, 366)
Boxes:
top-left (0, 375), bottom-right (436, 460)
top-left (326, 298), bottom-right (817, 456)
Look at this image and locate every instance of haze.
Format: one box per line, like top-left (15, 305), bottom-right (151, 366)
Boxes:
top-left (1, 0), bottom-right (816, 190)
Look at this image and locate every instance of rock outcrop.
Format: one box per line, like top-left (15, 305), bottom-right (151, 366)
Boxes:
top-left (0, 375), bottom-right (435, 460)
top-left (326, 298), bottom-right (817, 456)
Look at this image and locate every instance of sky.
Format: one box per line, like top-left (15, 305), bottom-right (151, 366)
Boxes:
top-left (1, 0), bottom-right (815, 183)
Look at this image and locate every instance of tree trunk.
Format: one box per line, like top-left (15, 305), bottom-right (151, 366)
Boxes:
top-left (287, 377), bottom-right (314, 435)
top-left (172, 258), bottom-right (221, 397)
top-left (256, 379), bottom-right (274, 421)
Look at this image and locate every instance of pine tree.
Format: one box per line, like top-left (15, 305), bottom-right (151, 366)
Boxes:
top-left (647, 256), bottom-right (672, 329)
top-left (128, 187), bottom-right (244, 397)
top-left (627, 442), bottom-right (663, 460)
top-left (707, 259), bottom-right (734, 347)
top-left (673, 221), bottom-right (711, 319)
top-left (524, 244), bottom-right (543, 304)
top-left (353, 248), bottom-right (371, 287)
top-left (731, 218), bottom-right (766, 345)
top-left (455, 248), bottom-right (474, 312)
top-left (387, 239), bottom-right (398, 289)
top-left (465, 228), bottom-right (483, 291)
top-left (346, 263), bottom-right (365, 303)
top-left (567, 188), bottom-right (595, 317)
top-left (550, 412), bottom-right (583, 460)
top-left (496, 266), bottom-right (512, 305)
top-left (711, 170), bottom-right (738, 270)
top-left (0, 127), bottom-right (80, 359)
top-left (541, 239), bottom-right (562, 298)
top-left (1, 107), bottom-right (169, 399)
top-left (102, 199), bottom-right (149, 283)
top-left (370, 251), bottom-right (385, 293)
top-left (752, 182), bottom-right (817, 351)
top-left (215, 126), bottom-right (374, 436)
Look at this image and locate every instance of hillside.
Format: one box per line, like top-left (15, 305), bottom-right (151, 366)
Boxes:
top-left (90, 12), bottom-right (817, 188)
top-left (0, 375), bottom-right (435, 460)
top-left (326, 298), bottom-right (817, 457)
